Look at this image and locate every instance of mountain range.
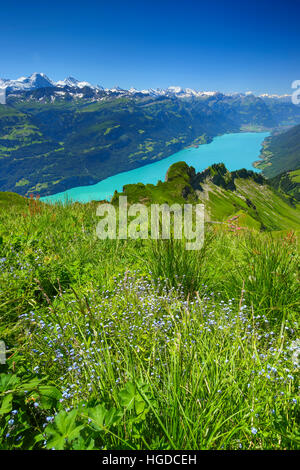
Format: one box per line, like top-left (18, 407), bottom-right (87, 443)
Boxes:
top-left (0, 72), bottom-right (292, 100)
top-left (0, 73), bottom-right (300, 197)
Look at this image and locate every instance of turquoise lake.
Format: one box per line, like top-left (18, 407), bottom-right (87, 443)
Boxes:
top-left (42, 131), bottom-right (269, 203)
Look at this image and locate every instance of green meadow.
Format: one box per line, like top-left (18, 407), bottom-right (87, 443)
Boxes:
top-left (0, 187), bottom-right (299, 450)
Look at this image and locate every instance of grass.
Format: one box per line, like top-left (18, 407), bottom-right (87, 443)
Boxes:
top-left (0, 197), bottom-right (299, 450)
top-left (291, 169), bottom-right (300, 184)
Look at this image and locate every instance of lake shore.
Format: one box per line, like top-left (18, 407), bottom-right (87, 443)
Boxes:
top-left (42, 131), bottom-right (270, 204)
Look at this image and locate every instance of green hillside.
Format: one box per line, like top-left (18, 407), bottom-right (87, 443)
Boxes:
top-left (269, 168), bottom-right (300, 201)
top-left (112, 162), bottom-right (300, 232)
top-left (256, 124), bottom-right (300, 177)
top-left (0, 97), bottom-right (237, 196)
top-left (0, 191), bottom-right (29, 208)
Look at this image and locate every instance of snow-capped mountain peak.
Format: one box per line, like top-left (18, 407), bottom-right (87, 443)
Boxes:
top-left (56, 76), bottom-right (95, 89)
top-left (167, 86), bottom-right (183, 94)
top-left (0, 73), bottom-right (54, 91)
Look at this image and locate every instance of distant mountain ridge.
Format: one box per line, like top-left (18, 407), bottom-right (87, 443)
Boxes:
top-left (0, 72), bottom-right (293, 101)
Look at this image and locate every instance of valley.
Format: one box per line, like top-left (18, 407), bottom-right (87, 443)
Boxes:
top-left (1, 74), bottom-right (300, 198)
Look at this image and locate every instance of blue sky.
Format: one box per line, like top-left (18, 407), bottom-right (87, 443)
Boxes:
top-left (1, 0), bottom-right (299, 94)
